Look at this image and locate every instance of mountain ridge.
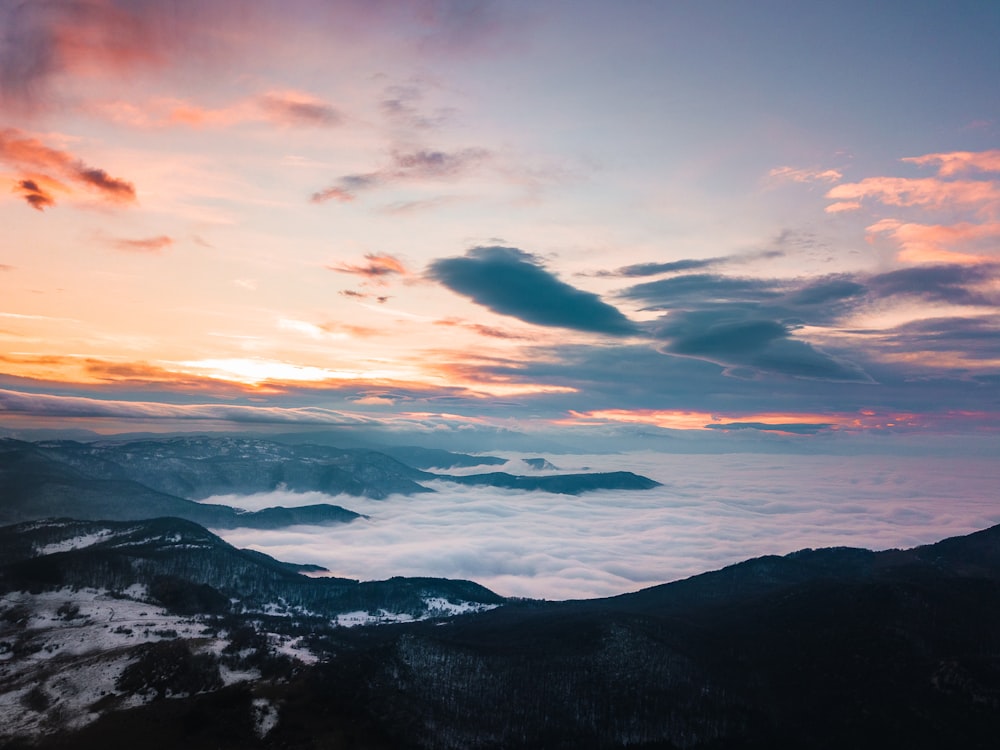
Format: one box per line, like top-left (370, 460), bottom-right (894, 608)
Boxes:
top-left (4, 518), bottom-right (1000, 748)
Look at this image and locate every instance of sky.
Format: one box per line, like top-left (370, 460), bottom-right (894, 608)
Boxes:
top-left (2, 0), bottom-right (1000, 453)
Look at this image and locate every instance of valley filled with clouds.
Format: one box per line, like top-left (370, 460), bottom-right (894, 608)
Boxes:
top-left (206, 452), bottom-right (1000, 599)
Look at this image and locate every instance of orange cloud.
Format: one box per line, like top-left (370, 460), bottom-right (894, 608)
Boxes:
top-left (0, 128), bottom-right (136, 208)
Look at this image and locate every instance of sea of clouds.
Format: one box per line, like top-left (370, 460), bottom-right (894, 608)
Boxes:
top-left (203, 452), bottom-right (1000, 600)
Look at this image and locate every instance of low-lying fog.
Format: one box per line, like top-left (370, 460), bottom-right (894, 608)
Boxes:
top-left (203, 452), bottom-right (1000, 600)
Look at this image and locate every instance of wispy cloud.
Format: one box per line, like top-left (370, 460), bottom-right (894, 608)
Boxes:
top-left (587, 250), bottom-right (785, 279)
top-left (327, 253), bottom-right (409, 284)
top-left (768, 165), bottom-right (843, 183)
top-left (311, 147), bottom-right (491, 203)
top-left (434, 317), bottom-right (533, 340)
top-left (827, 176), bottom-right (1000, 213)
top-left (112, 235), bottom-right (174, 253)
top-left (0, 387), bottom-right (372, 425)
top-left (902, 150), bottom-right (1000, 176)
top-left (380, 80), bottom-right (455, 131)
top-left (93, 90), bottom-right (341, 130)
top-left (258, 90), bottom-right (341, 126)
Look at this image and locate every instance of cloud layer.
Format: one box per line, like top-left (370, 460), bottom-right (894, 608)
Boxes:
top-left (207, 451), bottom-right (1000, 600)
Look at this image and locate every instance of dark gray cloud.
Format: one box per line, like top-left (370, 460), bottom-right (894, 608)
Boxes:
top-left (592, 250), bottom-right (785, 279)
top-left (653, 310), bottom-right (873, 382)
top-left (704, 422), bottom-right (833, 434)
top-left (73, 165), bottom-right (135, 201)
top-left (622, 274), bottom-right (781, 308)
top-left (874, 316), bottom-right (1000, 361)
top-left (427, 246), bottom-right (639, 336)
top-left (16, 178), bottom-right (55, 210)
top-left (617, 263), bottom-right (1000, 382)
top-left (259, 92), bottom-right (340, 126)
top-left (869, 264), bottom-right (1000, 306)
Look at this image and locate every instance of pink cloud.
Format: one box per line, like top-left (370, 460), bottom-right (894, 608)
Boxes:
top-left (866, 219), bottom-right (1000, 265)
top-left (92, 90), bottom-right (340, 130)
top-left (821, 149), bottom-right (1000, 263)
top-left (826, 176), bottom-right (1000, 213)
top-left (768, 165), bottom-right (843, 184)
top-left (0, 0), bottom-right (244, 113)
top-left (312, 186), bottom-right (356, 204)
top-left (825, 200), bottom-right (861, 214)
top-left (113, 235), bottom-right (174, 253)
top-left (902, 150), bottom-right (1000, 176)
top-left (0, 1), bottom-right (519, 114)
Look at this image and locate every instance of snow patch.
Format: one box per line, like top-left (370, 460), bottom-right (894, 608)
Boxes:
top-left (333, 599), bottom-right (498, 628)
top-left (423, 597), bottom-right (500, 617)
top-left (252, 697), bottom-right (280, 738)
top-left (35, 529), bottom-right (117, 555)
top-left (334, 610), bottom-right (416, 628)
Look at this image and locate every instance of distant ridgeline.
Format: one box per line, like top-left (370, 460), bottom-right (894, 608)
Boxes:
top-left (0, 437), bottom-right (660, 530)
top-left (3, 514), bottom-right (1000, 748)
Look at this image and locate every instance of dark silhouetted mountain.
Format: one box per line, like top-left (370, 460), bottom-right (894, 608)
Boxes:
top-left (523, 456), bottom-right (558, 470)
top-left (11, 523), bottom-right (1000, 749)
top-left (434, 469), bottom-right (661, 494)
top-left (0, 440), bottom-right (361, 529)
top-left (22, 436), bottom-right (432, 499)
top-left (1, 439), bottom-right (662, 530)
top-left (0, 517), bottom-right (503, 618)
top-left (376, 445), bottom-right (507, 469)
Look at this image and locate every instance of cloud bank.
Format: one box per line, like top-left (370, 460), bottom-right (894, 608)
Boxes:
top-left (207, 451), bottom-right (1000, 600)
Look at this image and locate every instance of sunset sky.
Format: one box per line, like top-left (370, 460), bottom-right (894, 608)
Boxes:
top-left (2, 0), bottom-right (999, 451)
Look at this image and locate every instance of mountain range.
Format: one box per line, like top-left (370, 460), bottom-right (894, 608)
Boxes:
top-left (3, 511), bottom-right (1000, 748)
top-left (0, 437), bottom-right (659, 530)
